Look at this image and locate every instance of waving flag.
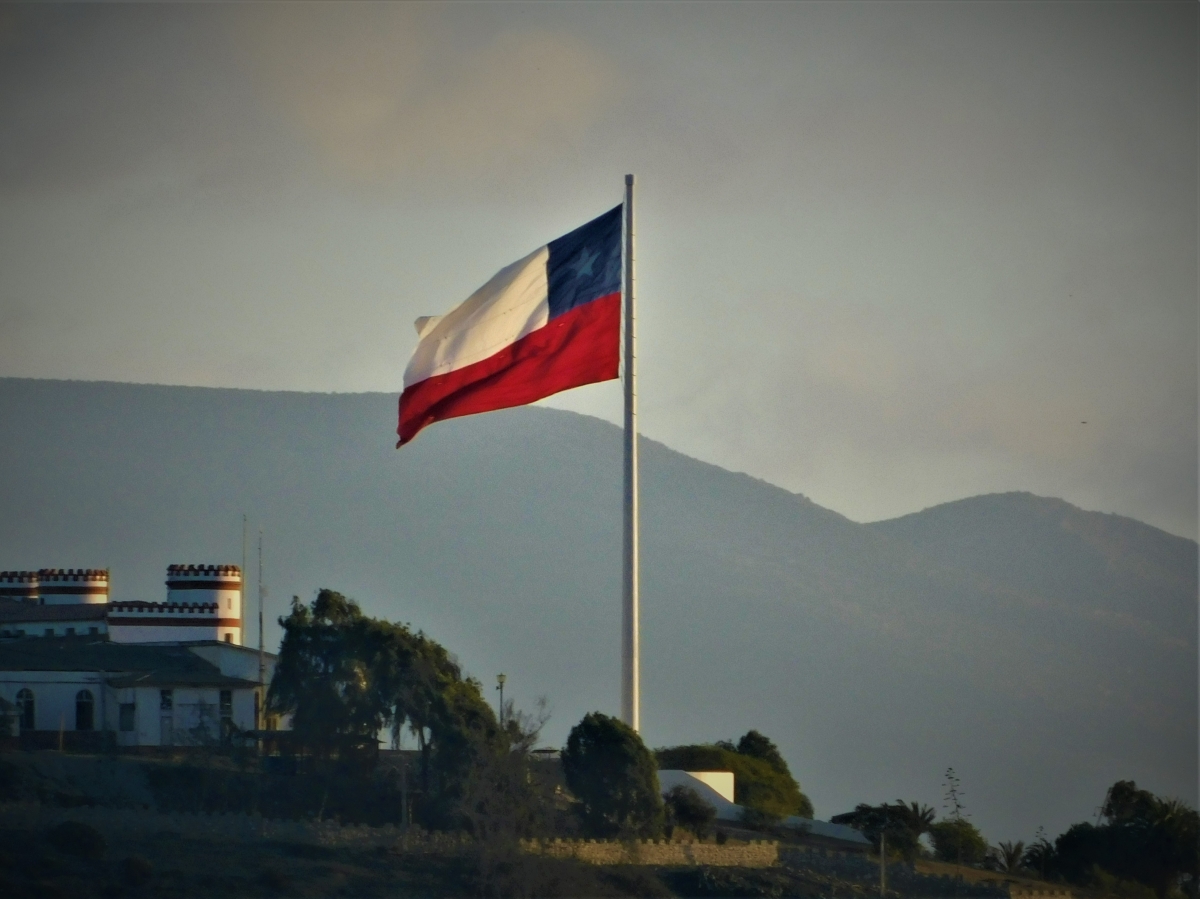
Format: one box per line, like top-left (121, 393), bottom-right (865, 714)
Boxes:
top-left (397, 205), bottom-right (622, 446)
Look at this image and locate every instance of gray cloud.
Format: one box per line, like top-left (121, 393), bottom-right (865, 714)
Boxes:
top-left (0, 1), bottom-right (1193, 540)
top-left (232, 5), bottom-right (621, 185)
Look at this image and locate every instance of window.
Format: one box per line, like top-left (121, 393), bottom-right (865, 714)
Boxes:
top-left (119, 703), bottom-right (136, 732)
top-left (65, 628), bottom-right (75, 636)
top-left (16, 689), bottom-right (34, 731)
top-left (159, 690), bottom-right (173, 747)
top-left (43, 629), bottom-right (53, 637)
top-left (88, 627), bottom-right (98, 635)
top-left (223, 633), bottom-right (232, 644)
top-left (75, 690), bottom-right (94, 731)
top-left (219, 690), bottom-right (233, 743)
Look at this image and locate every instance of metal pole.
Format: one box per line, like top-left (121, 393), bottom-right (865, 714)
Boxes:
top-left (880, 829), bottom-right (886, 896)
top-left (257, 530), bottom-right (265, 729)
top-left (241, 514), bottom-right (247, 646)
top-left (621, 173), bottom-right (640, 732)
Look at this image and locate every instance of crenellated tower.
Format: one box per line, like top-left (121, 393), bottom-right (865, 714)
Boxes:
top-left (37, 569), bottom-right (109, 605)
top-left (0, 571), bottom-right (40, 603)
top-left (107, 564), bottom-right (242, 645)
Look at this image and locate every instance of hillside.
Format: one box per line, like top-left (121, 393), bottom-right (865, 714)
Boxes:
top-left (0, 378), bottom-right (1194, 842)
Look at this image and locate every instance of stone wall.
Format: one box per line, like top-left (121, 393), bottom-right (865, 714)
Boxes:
top-left (519, 837), bottom-right (779, 867)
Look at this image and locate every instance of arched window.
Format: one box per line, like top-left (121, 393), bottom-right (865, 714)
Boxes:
top-left (16, 689), bottom-right (34, 731)
top-left (75, 689), bottom-right (94, 732)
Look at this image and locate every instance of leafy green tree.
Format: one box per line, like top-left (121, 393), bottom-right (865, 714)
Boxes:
top-left (562, 712), bottom-right (663, 837)
top-left (931, 819), bottom-right (988, 865)
top-left (656, 735), bottom-right (813, 820)
top-left (1050, 781), bottom-right (1199, 897)
top-left (735, 731), bottom-right (789, 774)
top-left (267, 590), bottom-right (387, 753)
top-left (268, 590), bottom-right (504, 826)
top-left (664, 785), bottom-right (717, 840)
top-left (831, 802), bottom-right (924, 861)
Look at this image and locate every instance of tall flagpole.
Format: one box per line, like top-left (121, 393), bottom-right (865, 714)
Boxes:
top-left (258, 529), bottom-right (265, 725)
top-left (622, 174), bottom-right (640, 732)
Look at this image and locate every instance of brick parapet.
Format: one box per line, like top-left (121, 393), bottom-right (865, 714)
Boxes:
top-left (519, 837), bottom-right (779, 867)
top-left (110, 601), bottom-right (220, 616)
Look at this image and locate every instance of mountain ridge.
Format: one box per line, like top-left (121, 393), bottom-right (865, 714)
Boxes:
top-left (0, 377), bottom-right (1194, 843)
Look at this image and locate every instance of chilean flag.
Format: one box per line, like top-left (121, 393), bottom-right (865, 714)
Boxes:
top-left (397, 205), bottom-right (622, 446)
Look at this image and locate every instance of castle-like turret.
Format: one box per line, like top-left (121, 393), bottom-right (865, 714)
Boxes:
top-left (107, 564), bottom-right (242, 645)
top-left (0, 571), bottom-right (39, 603)
top-left (37, 569), bottom-right (109, 605)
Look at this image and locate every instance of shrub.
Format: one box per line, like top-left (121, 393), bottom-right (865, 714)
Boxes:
top-left (664, 785), bottom-right (717, 840)
top-left (46, 821), bottom-right (106, 860)
top-left (562, 712), bottom-right (662, 838)
top-left (930, 818), bottom-right (988, 865)
top-left (656, 740), bottom-right (813, 819)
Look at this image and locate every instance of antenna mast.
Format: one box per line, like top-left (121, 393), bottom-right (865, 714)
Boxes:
top-left (241, 514), bottom-right (247, 645)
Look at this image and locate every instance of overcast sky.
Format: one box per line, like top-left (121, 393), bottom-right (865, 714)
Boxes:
top-left (0, 2), bottom-right (1195, 539)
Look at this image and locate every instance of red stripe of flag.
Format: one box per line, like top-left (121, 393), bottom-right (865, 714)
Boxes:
top-left (397, 292), bottom-right (620, 446)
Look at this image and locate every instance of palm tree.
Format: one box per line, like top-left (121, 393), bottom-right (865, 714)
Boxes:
top-left (896, 800), bottom-right (936, 835)
top-left (990, 840), bottom-right (1025, 872)
top-left (1020, 832), bottom-right (1054, 881)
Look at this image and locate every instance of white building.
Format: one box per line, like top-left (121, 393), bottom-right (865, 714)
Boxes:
top-left (659, 769), bottom-right (871, 854)
top-left (0, 563), bottom-right (277, 747)
top-left (0, 637), bottom-right (275, 748)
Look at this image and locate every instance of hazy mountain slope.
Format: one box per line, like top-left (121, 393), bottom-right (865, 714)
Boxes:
top-left (0, 378), bottom-right (1194, 843)
top-left (868, 493), bottom-right (1195, 633)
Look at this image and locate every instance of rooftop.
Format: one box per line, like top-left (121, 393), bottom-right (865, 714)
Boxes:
top-left (0, 637), bottom-right (258, 688)
top-left (0, 603), bottom-right (107, 623)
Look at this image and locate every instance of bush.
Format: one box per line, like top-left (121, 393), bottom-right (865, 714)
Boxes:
top-left (562, 712), bottom-right (662, 838)
top-left (930, 819), bottom-right (987, 865)
top-left (46, 821), bottom-right (106, 860)
top-left (740, 806), bottom-right (783, 833)
top-left (664, 785), bottom-right (717, 840)
top-left (656, 739), bottom-right (813, 819)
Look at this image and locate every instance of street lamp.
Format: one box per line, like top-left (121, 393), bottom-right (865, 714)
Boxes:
top-left (495, 673), bottom-right (506, 725)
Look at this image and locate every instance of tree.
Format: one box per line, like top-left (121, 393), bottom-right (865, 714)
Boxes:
top-left (1021, 829), bottom-right (1055, 881)
top-left (831, 802), bottom-right (925, 862)
top-left (562, 712), bottom-right (662, 837)
top-left (735, 730), bottom-right (789, 774)
top-left (664, 785), bottom-right (717, 840)
top-left (988, 840), bottom-right (1026, 873)
top-left (934, 768), bottom-right (985, 867)
top-left (1050, 781), bottom-right (1200, 898)
top-left (268, 590), bottom-right (504, 826)
top-left (656, 735), bottom-right (814, 820)
top-left (267, 590), bottom-right (386, 754)
top-left (457, 698), bottom-right (558, 892)
top-left (931, 818), bottom-right (988, 865)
